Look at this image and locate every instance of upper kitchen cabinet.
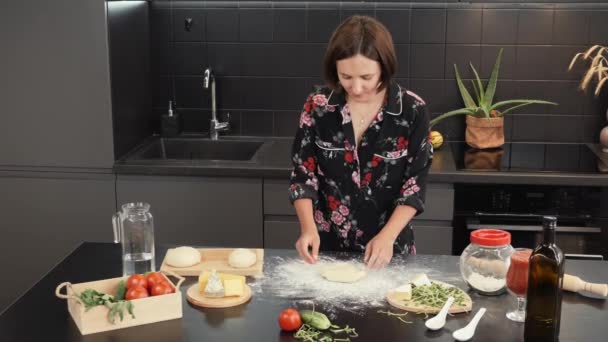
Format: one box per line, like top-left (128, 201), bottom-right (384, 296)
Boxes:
top-left (116, 175), bottom-right (264, 248)
top-left (0, 0), bottom-right (114, 169)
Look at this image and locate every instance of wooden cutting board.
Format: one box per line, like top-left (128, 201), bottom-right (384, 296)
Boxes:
top-left (186, 283), bottom-right (252, 308)
top-left (160, 248), bottom-right (264, 277)
top-left (386, 281), bottom-right (473, 314)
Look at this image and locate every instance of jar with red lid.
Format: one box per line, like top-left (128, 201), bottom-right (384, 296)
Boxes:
top-left (459, 229), bottom-right (514, 295)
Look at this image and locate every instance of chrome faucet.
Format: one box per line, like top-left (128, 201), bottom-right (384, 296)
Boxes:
top-left (203, 67), bottom-right (230, 140)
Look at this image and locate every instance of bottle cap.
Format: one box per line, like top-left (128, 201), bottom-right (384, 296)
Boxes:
top-left (543, 216), bottom-right (557, 229)
top-left (470, 229), bottom-right (511, 247)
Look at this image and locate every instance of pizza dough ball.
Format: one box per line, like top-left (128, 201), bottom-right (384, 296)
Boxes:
top-left (320, 263), bottom-right (367, 283)
top-left (165, 246), bottom-right (201, 268)
top-left (228, 248), bottom-right (257, 268)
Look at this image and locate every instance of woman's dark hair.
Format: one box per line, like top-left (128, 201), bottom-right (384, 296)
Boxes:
top-left (323, 15), bottom-right (397, 92)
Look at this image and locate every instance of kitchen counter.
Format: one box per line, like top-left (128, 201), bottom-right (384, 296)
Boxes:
top-left (114, 136), bottom-right (608, 186)
top-left (1, 242), bottom-right (606, 341)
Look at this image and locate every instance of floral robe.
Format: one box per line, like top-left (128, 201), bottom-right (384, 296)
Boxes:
top-left (289, 81), bottom-right (433, 255)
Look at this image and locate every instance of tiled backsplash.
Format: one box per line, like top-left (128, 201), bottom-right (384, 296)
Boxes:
top-left (149, 1), bottom-right (608, 142)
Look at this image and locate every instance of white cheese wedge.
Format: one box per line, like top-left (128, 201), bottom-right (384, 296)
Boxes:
top-left (204, 270), bottom-right (225, 297)
top-left (392, 283), bottom-right (412, 301)
top-left (411, 273), bottom-right (431, 287)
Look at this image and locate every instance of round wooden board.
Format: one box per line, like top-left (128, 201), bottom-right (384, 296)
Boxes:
top-left (186, 283), bottom-right (252, 308)
top-left (386, 281), bottom-right (472, 314)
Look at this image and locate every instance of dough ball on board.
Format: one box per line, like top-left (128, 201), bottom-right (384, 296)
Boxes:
top-left (228, 248), bottom-right (257, 268)
top-left (320, 263), bottom-right (367, 283)
top-left (165, 246), bottom-right (201, 268)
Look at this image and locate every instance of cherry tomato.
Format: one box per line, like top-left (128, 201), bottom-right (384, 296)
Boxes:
top-left (151, 282), bottom-right (174, 296)
top-left (278, 308), bottom-right (302, 331)
top-left (126, 274), bottom-right (148, 289)
top-left (125, 286), bottom-right (149, 300)
top-left (145, 272), bottom-right (166, 291)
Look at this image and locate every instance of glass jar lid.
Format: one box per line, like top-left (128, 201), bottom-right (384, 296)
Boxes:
top-left (470, 229), bottom-right (511, 247)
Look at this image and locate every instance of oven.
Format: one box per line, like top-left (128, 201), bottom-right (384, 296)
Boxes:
top-left (453, 184), bottom-right (608, 259)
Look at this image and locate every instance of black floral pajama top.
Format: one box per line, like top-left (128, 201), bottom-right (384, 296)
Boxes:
top-left (289, 81), bottom-right (433, 255)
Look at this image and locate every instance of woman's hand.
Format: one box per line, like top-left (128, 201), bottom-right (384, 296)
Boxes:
top-left (295, 229), bottom-right (320, 264)
top-left (364, 232), bottom-right (395, 269)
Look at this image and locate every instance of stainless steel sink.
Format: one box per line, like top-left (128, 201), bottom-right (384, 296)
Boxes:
top-left (134, 138), bottom-right (264, 161)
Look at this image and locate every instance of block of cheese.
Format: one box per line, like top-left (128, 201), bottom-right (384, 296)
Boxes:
top-left (411, 273), bottom-right (431, 287)
top-left (199, 270), bottom-right (246, 297)
top-left (391, 283), bottom-right (412, 301)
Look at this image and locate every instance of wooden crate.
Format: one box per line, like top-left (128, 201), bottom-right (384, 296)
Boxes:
top-left (55, 271), bottom-right (184, 335)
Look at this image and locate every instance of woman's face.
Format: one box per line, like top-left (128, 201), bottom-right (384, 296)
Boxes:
top-left (336, 54), bottom-right (382, 102)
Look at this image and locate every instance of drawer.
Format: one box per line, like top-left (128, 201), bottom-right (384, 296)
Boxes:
top-left (413, 222), bottom-right (453, 255)
top-left (264, 219), bottom-right (300, 249)
top-left (264, 179), bottom-right (453, 220)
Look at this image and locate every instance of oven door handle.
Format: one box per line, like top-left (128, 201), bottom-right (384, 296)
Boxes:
top-left (466, 220), bottom-right (601, 233)
top-left (474, 212), bottom-right (593, 220)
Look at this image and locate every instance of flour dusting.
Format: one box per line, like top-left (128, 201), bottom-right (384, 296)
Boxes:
top-left (249, 255), bottom-right (464, 315)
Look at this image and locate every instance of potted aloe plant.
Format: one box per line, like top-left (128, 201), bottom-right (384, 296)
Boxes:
top-left (430, 49), bottom-right (558, 149)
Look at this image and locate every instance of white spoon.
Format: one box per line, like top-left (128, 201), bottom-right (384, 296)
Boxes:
top-left (452, 307), bottom-right (487, 341)
top-left (424, 296), bottom-right (455, 330)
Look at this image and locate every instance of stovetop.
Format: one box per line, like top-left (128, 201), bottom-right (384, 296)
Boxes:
top-left (451, 142), bottom-right (601, 173)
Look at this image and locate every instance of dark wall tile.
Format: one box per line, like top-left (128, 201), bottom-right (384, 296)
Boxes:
top-left (271, 78), bottom-right (310, 111)
top-left (207, 43), bottom-right (240, 76)
top-left (482, 9), bottom-right (518, 44)
top-left (410, 44), bottom-right (445, 79)
top-left (274, 111), bottom-right (300, 137)
top-left (512, 81), bottom-right (572, 115)
top-left (516, 46), bottom-right (553, 80)
top-left (153, 76), bottom-right (173, 107)
top-left (445, 45), bottom-right (481, 79)
top-left (216, 77), bottom-right (242, 109)
top-left (274, 9), bottom-right (306, 42)
top-left (241, 111), bottom-right (274, 136)
top-left (517, 9), bottom-right (554, 45)
top-left (239, 9), bottom-right (273, 42)
top-left (590, 11), bottom-right (608, 45)
top-left (492, 80), bottom-right (519, 105)
top-left (376, 9), bottom-right (410, 44)
top-left (341, 9), bottom-right (375, 22)
top-left (551, 46), bottom-right (591, 81)
top-left (481, 46), bottom-right (516, 80)
top-left (240, 44), bottom-right (275, 76)
top-left (447, 10), bottom-right (481, 44)
top-left (410, 79), bottom-right (445, 114)
top-left (151, 41), bottom-right (171, 76)
top-left (175, 77), bottom-right (210, 109)
top-left (411, 9), bottom-right (446, 44)
top-left (307, 9), bottom-right (339, 43)
top-left (173, 9), bottom-right (205, 42)
top-left (206, 9), bottom-right (239, 42)
top-left (272, 44), bottom-right (324, 77)
top-left (395, 44), bottom-right (410, 78)
top-left (240, 78), bottom-right (273, 110)
top-left (511, 115), bottom-right (581, 143)
top-left (172, 42), bottom-right (206, 75)
top-left (552, 11), bottom-right (590, 45)
top-left (581, 115), bottom-right (602, 143)
top-left (151, 9), bottom-right (171, 43)
top-left (180, 109), bottom-right (210, 133)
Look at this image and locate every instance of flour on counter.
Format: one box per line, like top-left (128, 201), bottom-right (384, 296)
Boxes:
top-left (249, 255), bottom-right (464, 315)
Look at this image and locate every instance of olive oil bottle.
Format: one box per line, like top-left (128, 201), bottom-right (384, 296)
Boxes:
top-left (524, 216), bottom-right (565, 341)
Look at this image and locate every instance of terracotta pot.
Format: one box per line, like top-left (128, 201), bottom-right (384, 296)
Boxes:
top-left (465, 116), bottom-right (505, 149)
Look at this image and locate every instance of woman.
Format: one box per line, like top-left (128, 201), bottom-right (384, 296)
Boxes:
top-left (289, 16), bottom-right (433, 269)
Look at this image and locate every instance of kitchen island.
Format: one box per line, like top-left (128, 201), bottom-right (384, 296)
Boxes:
top-left (1, 242), bottom-right (606, 341)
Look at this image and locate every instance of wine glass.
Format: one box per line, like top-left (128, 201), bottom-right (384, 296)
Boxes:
top-left (505, 248), bottom-right (532, 322)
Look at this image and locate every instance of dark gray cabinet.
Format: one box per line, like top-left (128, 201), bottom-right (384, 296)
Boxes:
top-left (262, 179), bottom-right (454, 254)
top-left (0, 172), bottom-right (115, 311)
top-left (0, 0), bottom-right (113, 168)
top-left (116, 175), bottom-right (263, 248)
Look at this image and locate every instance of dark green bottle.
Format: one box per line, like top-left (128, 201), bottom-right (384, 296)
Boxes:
top-left (524, 216), bottom-right (565, 341)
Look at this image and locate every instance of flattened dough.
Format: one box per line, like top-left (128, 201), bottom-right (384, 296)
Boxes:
top-left (320, 263), bottom-right (367, 283)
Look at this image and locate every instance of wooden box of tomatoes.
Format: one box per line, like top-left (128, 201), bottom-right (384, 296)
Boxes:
top-left (55, 270), bottom-right (185, 335)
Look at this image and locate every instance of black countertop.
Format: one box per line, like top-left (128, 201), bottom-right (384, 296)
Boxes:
top-left (113, 136), bottom-right (608, 186)
top-left (1, 242), bottom-right (606, 341)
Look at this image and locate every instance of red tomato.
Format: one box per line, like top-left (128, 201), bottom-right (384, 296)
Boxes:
top-left (278, 308), bottom-right (302, 332)
top-left (126, 274), bottom-right (148, 289)
top-left (125, 286), bottom-right (149, 300)
top-left (145, 272), bottom-right (166, 290)
top-left (151, 282), bottom-right (174, 296)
